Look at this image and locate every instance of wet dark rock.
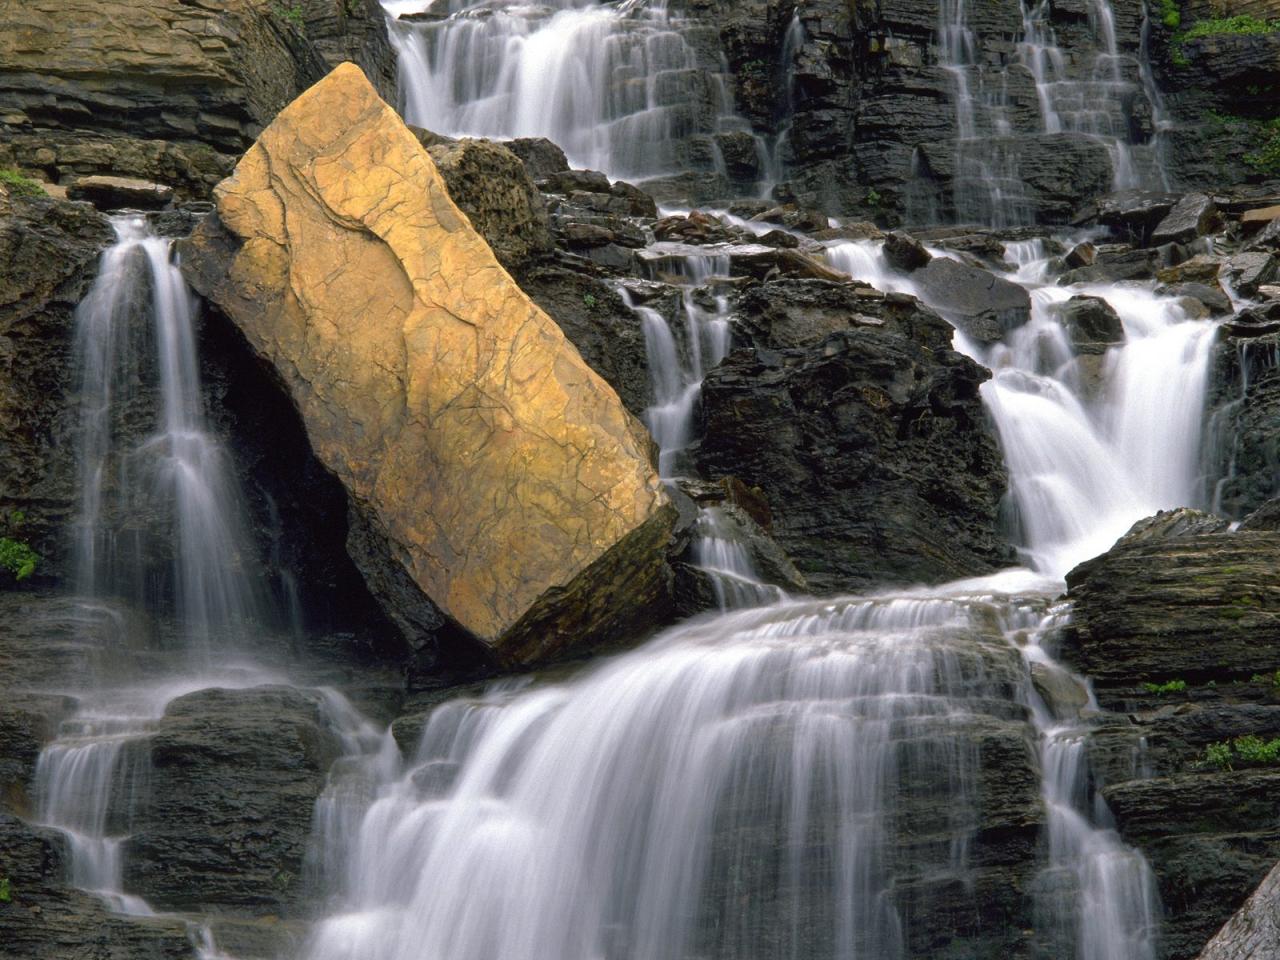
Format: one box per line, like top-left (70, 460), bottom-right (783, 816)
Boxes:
top-left (0, 815), bottom-right (193, 959)
top-left (911, 257), bottom-right (1032, 344)
top-left (1062, 509), bottom-right (1280, 685)
top-left (1223, 252), bottom-right (1278, 299)
top-left (1206, 322), bottom-right (1280, 519)
top-left (123, 686), bottom-right (343, 915)
top-left (506, 137), bottom-right (570, 181)
top-left (1084, 191), bottom-right (1181, 244)
top-left (637, 241), bottom-right (845, 282)
top-left (298, 0), bottom-right (397, 103)
top-left (0, 192), bottom-right (112, 580)
top-left (66, 175), bottom-right (174, 211)
top-left (1155, 281), bottom-right (1233, 316)
top-left (883, 231), bottom-right (931, 272)
top-left (653, 211), bottom-right (736, 245)
top-left (694, 322), bottom-right (1013, 593)
top-left (1063, 245), bottom-right (1163, 284)
top-left (1151, 193), bottom-right (1222, 246)
top-left (1056, 295), bottom-right (1124, 349)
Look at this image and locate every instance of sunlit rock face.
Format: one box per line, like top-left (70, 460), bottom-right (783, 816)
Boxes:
top-left (183, 63), bottom-right (675, 668)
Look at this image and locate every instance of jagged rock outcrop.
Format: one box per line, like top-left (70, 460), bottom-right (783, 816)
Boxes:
top-left (421, 134), bottom-right (555, 272)
top-left (0, 0), bottom-right (393, 199)
top-left (694, 285), bottom-right (1013, 592)
top-left (1196, 859), bottom-right (1280, 960)
top-left (182, 64), bottom-right (675, 668)
top-left (1060, 508), bottom-right (1280, 958)
top-left (1062, 509), bottom-right (1280, 684)
top-left (0, 188), bottom-right (112, 578)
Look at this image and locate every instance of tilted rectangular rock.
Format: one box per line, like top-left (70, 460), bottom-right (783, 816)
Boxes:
top-left (182, 63), bottom-right (674, 667)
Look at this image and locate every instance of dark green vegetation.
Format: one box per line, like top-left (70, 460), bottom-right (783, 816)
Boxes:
top-left (1141, 679), bottom-right (1187, 695)
top-left (1202, 736), bottom-right (1280, 771)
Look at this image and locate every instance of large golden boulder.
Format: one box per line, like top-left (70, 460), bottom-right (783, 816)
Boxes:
top-left (183, 64), bottom-right (674, 666)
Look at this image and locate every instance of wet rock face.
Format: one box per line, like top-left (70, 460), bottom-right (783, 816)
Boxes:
top-left (695, 295), bottom-right (1014, 593)
top-left (182, 64), bottom-right (675, 668)
top-left (0, 0), bottom-right (392, 199)
top-left (1207, 325), bottom-right (1280, 520)
top-left (123, 686), bottom-right (341, 915)
top-left (1061, 509), bottom-right (1280, 959)
top-left (0, 815), bottom-right (194, 960)
top-left (0, 191), bottom-right (113, 580)
top-left (1062, 509), bottom-right (1280, 685)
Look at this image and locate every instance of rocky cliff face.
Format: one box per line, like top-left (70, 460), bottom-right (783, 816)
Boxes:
top-left (0, 0), bottom-right (393, 199)
top-left (1063, 509), bottom-right (1280, 959)
top-left (0, 188), bottom-right (112, 580)
top-left (183, 64), bottom-right (676, 669)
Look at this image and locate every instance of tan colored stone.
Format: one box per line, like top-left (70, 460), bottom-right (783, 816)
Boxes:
top-left (183, 64), bottom-right (673, 664)
top-left (1241, 204), bottom-right (1280, 229)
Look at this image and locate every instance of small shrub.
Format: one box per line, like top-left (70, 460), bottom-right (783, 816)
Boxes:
top-left (1251, 670), bottom-right (1280, 687)
top-left (1180, 14), bottom-right (1279, 39)
top-left (0, 168), bottom-right (44, 199)
top-left (1244, 119), bottom-right (1280, 176)
top-left (582, 292), bottom-right (598, 310)
top-left (0, 876), bottom-right (9, 903)
top-left (1141, 679), bottom-right (1187, 695)
top-left (0, 538), bottom-right (38, 581)
top-left (1157, 0), bottom-right (1181, 30)
top-left (1201, 735), bottom-right (1280, 771)
top-left (865, 188), bottom-right (882, 207)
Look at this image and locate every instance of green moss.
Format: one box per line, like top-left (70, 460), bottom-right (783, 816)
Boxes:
top-left (0, 876), bottom-right (10, 903)
top-left (1157, 0), bottom-right (1181, 30)
top-left (1180, 14), bottom-right (1279, 39)
top-left (1244, 118), bottom-right (1280, 175)
top-left (0, 167), bottom-right (44, 199)
top-left (1141, 679), bottom-right (1188, 695)
top-left (272, 3), bottom-right (305, 29)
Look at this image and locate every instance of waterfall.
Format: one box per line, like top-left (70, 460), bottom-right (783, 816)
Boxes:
top-left (383, 0), bottom-right (768, 189)
top-left (623, 247), bottom-right (782, 609)
top-left (934, 0), bottom-right (1166, 224)
top-left (72, 216), bottom-right (261, 649)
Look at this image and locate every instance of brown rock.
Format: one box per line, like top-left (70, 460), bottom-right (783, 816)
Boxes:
top-left (1241, 204), bottom-right (1280, 231)
top-left (66, 175), bottom-right (174, 210)
top-left (182, 64), bottom-right (674, 666)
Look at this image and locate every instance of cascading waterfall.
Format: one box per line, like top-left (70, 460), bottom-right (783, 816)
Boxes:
top-left (623, 246), bottom-right (783, 608)
top-left (33, 217), bottom-right (371, 957)
top-left (384, 0), bottom-right (767, 187)
top-left (934, 0), bottom-right (1166, 224)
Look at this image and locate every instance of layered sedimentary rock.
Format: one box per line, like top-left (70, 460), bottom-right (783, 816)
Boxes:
top-left (183, 64), bottom-right (675, 667)
top-left (1062, 508), bottom-right (1280, 684)
top-left (0, 0), bottom-right (393, 199)
top-left (1062, 508), bottom-right (1280, 957)
top-left (695, 283), bottom-right (1013, 592)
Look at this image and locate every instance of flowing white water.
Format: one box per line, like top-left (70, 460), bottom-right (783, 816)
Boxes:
top-left (385, 0), bottom-right (765, 187)
top-left (826, 235), bottom-right (1217, 578)
top-left (934, 0), bottom-right (1165, 223)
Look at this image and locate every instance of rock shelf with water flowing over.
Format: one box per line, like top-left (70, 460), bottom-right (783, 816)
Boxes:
top-left (1, 4), bottom-right (1280, 960)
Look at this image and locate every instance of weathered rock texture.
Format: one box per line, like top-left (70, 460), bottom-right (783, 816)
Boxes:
top-left (1196, 859), bottom-right (1280, 960)
top-left (0, 0), bottom-right (393, 199)
top-left (695, 282), bottom-right (1014, 592)
top-left (1063, 509), bottom-right (1280, 684)
top-left (0, 189), bottom-right (112, 578)
top-left (123, 686), bottom-right (341, 915)
top-left (1062, 508), bottom-right (1280, 958)
top-left (182, 64), bottom-right (674, 667)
